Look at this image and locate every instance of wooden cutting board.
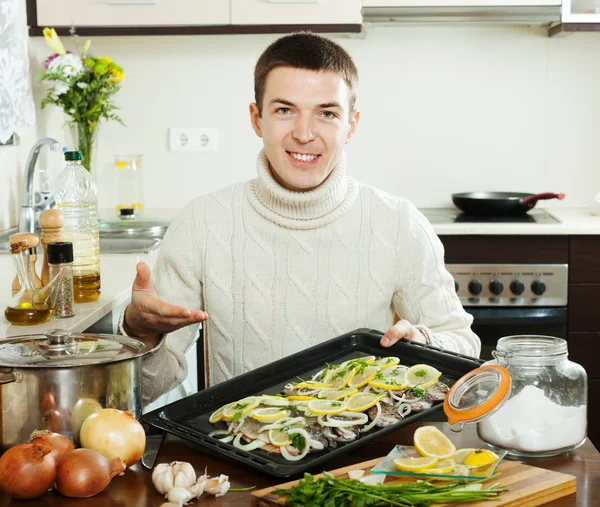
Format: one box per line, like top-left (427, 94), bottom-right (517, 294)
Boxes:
top-left (251, 457), bottom-right (576, 507)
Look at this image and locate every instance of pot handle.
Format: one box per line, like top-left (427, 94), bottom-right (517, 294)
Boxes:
top-left (521, 192), bottom-right (566, 207)
top-left (0, 371), bottom-right (22, 385)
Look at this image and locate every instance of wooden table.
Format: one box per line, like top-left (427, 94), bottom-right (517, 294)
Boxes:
top-left (2, 422), bottom-right (598, 506)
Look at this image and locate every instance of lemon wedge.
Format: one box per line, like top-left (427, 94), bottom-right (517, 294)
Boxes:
top-left (268, 428), bottom-right (292, 447)
top-left (252, 407), bottom-right (290, 423)
top-left (324, 367), bottom-right (355, 389)
top-left (423, 458), bottom-right (456, 475)
top-left (222, 396), bottom-right (261, 420)
top-left (393, 456), bottom-right (438, 472)
top-left (463, 449), bottom-right (499, 468)
top-left (414, 426), bottom-right (457, 459)
top-left (371, 356), bottom-right (400, 369)
top-left (367, 372), bottom-right (409, 390)
top-left (404, 364), bottom-right (442, 389)
top-left (347, 366), bottom-right (379, 389)
top-left (306, 399), bottom-right (348, 415)
top-left (346, 392), bottom-right (385, 412)
top-left (450, 448), bottom-right (478, 464)
top-left (209, 402), bottom-right (236, 423)
top-left (317, 387), bottom-right (358, 400)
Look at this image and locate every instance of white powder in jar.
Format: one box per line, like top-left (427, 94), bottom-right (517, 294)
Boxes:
top-left (478, 385), bottom-right (586, 453)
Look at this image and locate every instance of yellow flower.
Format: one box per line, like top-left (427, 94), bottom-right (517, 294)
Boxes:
top-left (43, 27), bottom-right (66, 56)
top-left (109, 67), bottom-right (124, 81)
top-left (102, 56), bottom-right (113, 64)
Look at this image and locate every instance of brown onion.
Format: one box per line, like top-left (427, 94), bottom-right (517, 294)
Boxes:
top-left (30, 430), bottom-right (75, 463)
top-left (56, 448), bottom-right (125, 498)
top-left (80, 408), bottom-right (146, 467)
top-left (0, 443), bottom-right (57, 499)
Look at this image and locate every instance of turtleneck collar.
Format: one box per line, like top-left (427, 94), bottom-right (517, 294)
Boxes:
top-left (246, 149), bottom-right (358, 230)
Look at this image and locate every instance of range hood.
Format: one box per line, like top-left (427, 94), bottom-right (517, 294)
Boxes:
top-left (362, 2), bottom-right (562, 25)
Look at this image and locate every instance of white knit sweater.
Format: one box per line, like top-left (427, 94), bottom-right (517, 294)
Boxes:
top-left (139, 150), bottom-right (480, 403)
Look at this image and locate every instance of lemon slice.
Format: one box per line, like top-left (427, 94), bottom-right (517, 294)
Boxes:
top-left (347, 366), bottom-right (379, 389)
top-left (414, 425), bottom-right (457, 459)
top-left (324, 368), bottom-right (355, 389)
top-left (223, 396), bottom-right (261, 420)
top-left (423, 458), bottom-right (456, 475)
top-left (293, 381), bottom-right (333, 389)
top-left (317, 387), bottom-right (358, 400)
top-left (463, 449), bottom-right (499, 468)
top-left (209, 402), bottom-right (236, 423)
top-left (371, 356), bottom-right (400, 369)
top-left (252, 407), bottom-right (290, 423)
top-left (306, 399), bottom-right (348, 415)
top-left (287, 395), bottom-right (317, 401)
top-left (268, 428), bottom-right (292, 447)
top-left (383, 365), bottom-right (408, 377)
top-left (260, 395), bottom-right (290, 407)
top-left (346, 392), bottom-right (385, 412)
top-left (367, 374), bottom-right (409, 390)
top-left (393, 456), bottom-right (438, 472)
top-left (404, 364), bottom-right (442, 388)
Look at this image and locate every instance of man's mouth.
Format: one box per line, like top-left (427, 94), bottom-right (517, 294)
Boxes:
top-left (288, 152), bottom-right (320, 163)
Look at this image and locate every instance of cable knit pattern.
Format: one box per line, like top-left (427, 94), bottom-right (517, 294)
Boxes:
top-left (139, 150), bottom-right (480, 403)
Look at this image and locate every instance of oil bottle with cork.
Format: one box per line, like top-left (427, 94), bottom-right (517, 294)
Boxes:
top-left (54, 150), bottom-right (101, 303)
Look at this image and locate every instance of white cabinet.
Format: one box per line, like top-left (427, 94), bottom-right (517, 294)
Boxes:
top-left (561, 0), bottom-right (600, 21)
top-left (231, 0), bottom-right (362, 25)
top-left (363, 0), bottom-right (560, 5)
top-left (36, 0), bottom-right (230, 27)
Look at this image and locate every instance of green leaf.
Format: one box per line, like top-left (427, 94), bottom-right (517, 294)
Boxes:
top-left (290, 433), bottom-right (306, 452)
top-left (232, 410), bottom-right (243, 423)
top-left (414, 369), bottom-right (428, 377)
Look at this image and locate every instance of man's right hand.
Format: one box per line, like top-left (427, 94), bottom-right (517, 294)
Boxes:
top-left (123, 262), bottom-right (208, 347)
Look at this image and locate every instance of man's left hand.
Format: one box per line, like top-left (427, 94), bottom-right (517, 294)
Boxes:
top-left (380, 319), bottom-right (427, 347)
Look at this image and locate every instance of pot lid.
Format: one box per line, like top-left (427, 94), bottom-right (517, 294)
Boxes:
top-left (0, 329), bottom-right (149, 367)
top-left (98, 215), bottom-right (169, 237)
top-left (443, 365), bottom-right (511, 429)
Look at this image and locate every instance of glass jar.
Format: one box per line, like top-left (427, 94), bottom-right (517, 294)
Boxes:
top-left (444, 335), bottom-right (587, 458)
top-left (114, 154), bottom-right (144, 216)
top-left (48, 242), bottom-right (75, 319)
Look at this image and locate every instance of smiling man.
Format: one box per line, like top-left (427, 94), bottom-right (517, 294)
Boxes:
top-left (122, 33), bottom-right (480, 404)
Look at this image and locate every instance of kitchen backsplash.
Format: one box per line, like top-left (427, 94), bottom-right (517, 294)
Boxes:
top-left (2, 24), bottom-right (600, 229)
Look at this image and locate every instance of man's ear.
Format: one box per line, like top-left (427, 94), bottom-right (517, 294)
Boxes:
top-left (249, 103), bottom-right (263, 138)
top-left (345, 109), bottom-right (360, 144)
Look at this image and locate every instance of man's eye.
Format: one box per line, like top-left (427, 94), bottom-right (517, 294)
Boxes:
top-left (277, 107), bottom-right (291, 115)
top-left (322, 111), bottom-right (336, 119)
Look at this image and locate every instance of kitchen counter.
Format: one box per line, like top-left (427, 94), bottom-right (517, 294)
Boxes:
top-left (429, 207), bottom-right (600, 235)
top-left (0, 252), bottom-right (156, 339)
top-left (2, 421), bottom-right (597, 506)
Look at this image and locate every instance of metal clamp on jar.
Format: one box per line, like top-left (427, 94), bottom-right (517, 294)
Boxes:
top-left (444, 335), bottom-right (587, 458)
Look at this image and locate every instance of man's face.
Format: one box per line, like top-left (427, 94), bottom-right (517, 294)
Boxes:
top-left (250, 67), bottom-right (359, 192)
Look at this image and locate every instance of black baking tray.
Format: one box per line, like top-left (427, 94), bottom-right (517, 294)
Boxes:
top-left (142, 328), bottom-right (483, 478)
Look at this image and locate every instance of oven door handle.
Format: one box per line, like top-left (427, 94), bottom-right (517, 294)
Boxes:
top-left (465, 307), bottom-right (567, 326)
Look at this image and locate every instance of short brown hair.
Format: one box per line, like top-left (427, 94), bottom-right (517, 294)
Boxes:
top-left (254, 32), bottom-right (358, 117)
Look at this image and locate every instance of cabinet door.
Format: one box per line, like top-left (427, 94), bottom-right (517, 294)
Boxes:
top-left (36, 0), bottom-right (230, 27)
top-left (231, 0), bottom-right (361, 25)
top-left (362, 0), bottom-right (560, 5)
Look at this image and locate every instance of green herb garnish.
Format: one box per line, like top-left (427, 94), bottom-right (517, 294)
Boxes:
top-left (275, 472), bottom-right (507, 506)
top-left (409, 386), bottom-right (426, 398)
top-left (414, 369), bottom-right (428, 377)
top-left (232, 410), bottom-right (243, 423)
top-left (290, 433), bottom-right (306, 452)
top-left (234, 402), bottom-right (249, 410)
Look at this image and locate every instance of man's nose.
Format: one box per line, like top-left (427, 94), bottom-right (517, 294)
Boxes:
top-left (292, 115), bottom-right (315, 143)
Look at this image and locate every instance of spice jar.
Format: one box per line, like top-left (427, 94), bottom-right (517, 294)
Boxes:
top-left (48, 242), bottom-right (75, 318)
top-left (444, 335), bottom-right (587, 458)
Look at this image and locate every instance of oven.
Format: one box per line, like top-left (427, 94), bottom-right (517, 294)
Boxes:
top-left (446, 264), bottom-right (568, 360)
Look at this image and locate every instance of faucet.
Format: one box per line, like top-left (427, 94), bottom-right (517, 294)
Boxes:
top-left (19, 137), bottom-right (61, 233)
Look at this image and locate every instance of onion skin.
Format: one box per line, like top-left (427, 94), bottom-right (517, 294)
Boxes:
top-left (0, 443), bottom-right (57, 499)
top-left (80, 408), bottom-right (146, 467)
top-left (56, 448), bottom-right (125, 498)
top-left (29, 430), bottom-right (75, 463)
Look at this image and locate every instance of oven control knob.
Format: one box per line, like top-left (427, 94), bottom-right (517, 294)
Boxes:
top-left (489, 279), bottom-right (504, 295)
top-left (468, 280), bottom-right (483, 296)
top-left (531, 280), bottom-right (546, 296)
top-left (510, 280), bottom-right (525, 296)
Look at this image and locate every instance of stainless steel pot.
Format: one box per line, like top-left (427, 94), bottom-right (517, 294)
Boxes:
top-left (0, 329), bottom-right (150, 450)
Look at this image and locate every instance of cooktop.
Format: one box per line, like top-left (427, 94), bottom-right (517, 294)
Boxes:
top-left (420, 208), bottom-right (561, 224)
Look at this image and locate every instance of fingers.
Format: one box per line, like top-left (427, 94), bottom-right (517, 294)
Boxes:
top-left (380, 319), bottom-right (413, 347)
top-left (133, 262), bottom-right (153, 290)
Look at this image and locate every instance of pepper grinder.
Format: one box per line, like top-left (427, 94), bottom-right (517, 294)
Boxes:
top-left (10, 232), bottom-right (42, 296)
top-left (39, 209), bottom-right (64, 286)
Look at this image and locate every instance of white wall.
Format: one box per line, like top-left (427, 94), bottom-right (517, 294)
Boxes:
top-left (3, 24), bottom-right (600, 229)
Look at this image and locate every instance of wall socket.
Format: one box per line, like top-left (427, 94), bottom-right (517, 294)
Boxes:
top-left (169, 128), bottom-right (219, 153)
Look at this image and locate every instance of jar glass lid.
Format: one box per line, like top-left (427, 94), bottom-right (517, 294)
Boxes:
top-left (443, 365), bottom-right (511, 427)
top-left (0, 330), bottom-right (149, 367)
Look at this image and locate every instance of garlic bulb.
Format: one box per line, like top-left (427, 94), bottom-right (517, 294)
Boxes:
top-left (166, 487), bottom-right (195, 505)
top-left (152, 461), bottom-right (196, 495)
top-left (204, 474), bottom-right (231, 497)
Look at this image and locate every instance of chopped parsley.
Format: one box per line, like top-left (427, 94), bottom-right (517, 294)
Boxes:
top-left (331, 402), bottom-right (342, 407)
top-left (414, 369), bottom-right (428, 378)
top-left (409, 386), bottom-right (426, 398)
top-left (290, 433), bottom-right (306, 452)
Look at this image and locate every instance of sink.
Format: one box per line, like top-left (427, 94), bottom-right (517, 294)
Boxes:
top-left (0, 228), bottom-right (161, 255)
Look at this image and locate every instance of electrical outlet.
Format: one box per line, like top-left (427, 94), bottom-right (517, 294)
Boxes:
top-left (169, 128), bottom-right (219, 153)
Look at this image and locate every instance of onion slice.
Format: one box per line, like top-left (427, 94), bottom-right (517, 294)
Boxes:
top-left (317, 412), bottom-right (368, 427)
top-left (280, 428), bottom-right (311, 461)
top-left (398, 403), bottom-right (412, 418)
top-left (360, 402), bottom-right (381, 433)
top-left (233, 433), bottom-right (265, 451)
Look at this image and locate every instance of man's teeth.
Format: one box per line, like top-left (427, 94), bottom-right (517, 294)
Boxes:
top-left (291, 153), bottom-right (318, 162)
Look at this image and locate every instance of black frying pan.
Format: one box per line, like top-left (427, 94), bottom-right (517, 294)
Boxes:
top-left (452, 192), bottom-right (566, 216)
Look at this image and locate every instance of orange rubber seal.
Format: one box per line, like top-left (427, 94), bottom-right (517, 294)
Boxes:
top-left (443, 365), bottom-right (511, 425)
